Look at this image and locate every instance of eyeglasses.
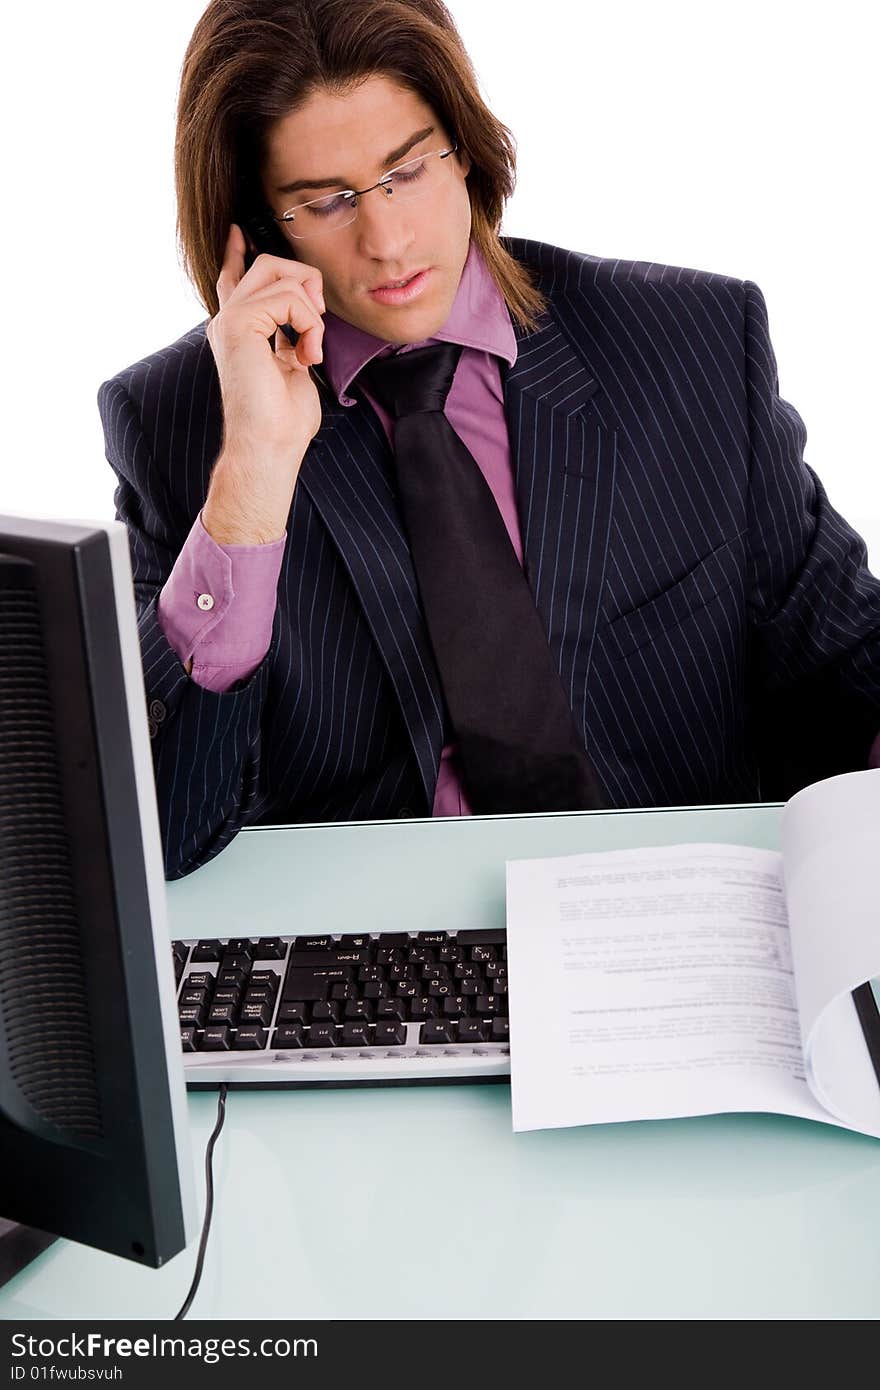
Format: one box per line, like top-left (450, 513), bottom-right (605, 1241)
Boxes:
top-left (273, 141), bottom-right (460, 241)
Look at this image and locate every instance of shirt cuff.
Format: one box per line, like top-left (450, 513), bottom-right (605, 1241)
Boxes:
top-left (157, 512), bottom-right (285, 690)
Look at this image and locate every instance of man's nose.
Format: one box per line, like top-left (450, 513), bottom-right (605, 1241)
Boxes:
top-left (353, 186), bottom-right (416, 263)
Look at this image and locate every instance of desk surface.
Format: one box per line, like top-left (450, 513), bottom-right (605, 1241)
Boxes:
top-left (3, 803), bottom-right (880, 1321)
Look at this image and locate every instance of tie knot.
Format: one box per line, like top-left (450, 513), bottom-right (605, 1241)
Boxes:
top-left (358, 341), bottom-right (463, 419)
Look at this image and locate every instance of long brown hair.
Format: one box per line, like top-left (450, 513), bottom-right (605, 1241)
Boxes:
top-left (175, 0), bottom-right (548, 330)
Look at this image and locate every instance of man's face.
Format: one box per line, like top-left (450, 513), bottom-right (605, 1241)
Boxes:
top-left (260, 74), bottom-right (472, 343)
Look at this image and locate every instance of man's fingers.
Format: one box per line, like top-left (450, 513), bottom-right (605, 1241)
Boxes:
top-left (216, 223), bottom-right (247, 307)
top-left (232, 246), bottom-right (325, 312)
top-left (235, 281), bottom-right (324, 363)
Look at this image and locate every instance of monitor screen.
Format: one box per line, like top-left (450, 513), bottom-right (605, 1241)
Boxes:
top-left (0, 514), bottom-right (196, 1285)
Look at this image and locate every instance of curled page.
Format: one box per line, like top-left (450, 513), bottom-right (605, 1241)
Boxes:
top-left (781, 769), bottom-right (880, 1136)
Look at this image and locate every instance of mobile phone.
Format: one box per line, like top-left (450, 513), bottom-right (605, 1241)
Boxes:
top-left (239, 212), bottom-right (290, 271)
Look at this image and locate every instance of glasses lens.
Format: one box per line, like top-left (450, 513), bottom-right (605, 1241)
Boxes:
top-left (286, 191), bottom-right (358, 239)
top-left (386, 149), bottom-right (453, 201)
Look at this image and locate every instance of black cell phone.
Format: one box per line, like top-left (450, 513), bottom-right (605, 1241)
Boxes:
top-left (239, 212), bottom-right (290, 272)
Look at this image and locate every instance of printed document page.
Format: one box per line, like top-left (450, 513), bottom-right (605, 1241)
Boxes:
top-left (505, 843), bottom-right (838, 1133)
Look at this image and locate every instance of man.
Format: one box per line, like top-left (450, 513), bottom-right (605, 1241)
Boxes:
top-left (98, 0), bottom-right (880, 879)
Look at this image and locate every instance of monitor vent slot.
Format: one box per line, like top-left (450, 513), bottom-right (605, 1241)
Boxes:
top-left (0, 574), bottom-right (104, 1138)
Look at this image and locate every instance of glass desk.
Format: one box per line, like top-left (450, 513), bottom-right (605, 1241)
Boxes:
top-left (2, 802), bottom-right (879, 1321)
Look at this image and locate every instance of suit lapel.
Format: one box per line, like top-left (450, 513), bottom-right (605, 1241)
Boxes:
top-left (504, 309), bottom-right (618, 707)
top-left (296, 391), bottom-right (445, 808)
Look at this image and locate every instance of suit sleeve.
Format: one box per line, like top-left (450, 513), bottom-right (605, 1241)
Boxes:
top-left (743, 279), bottom-right (880, 778)
top-left (97, 377), bottom-right (281, 879)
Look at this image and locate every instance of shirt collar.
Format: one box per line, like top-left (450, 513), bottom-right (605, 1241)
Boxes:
top-left (321, 239), bottom-right (518, 407)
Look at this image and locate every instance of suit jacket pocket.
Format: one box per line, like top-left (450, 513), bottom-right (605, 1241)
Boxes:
top-left (606, 532), bottom-right (745, 661)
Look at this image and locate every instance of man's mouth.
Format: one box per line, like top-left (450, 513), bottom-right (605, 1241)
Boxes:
top-left (364, 268), bottom-right (430, 304)
top-left (371, 269), bottom-right (427, 290)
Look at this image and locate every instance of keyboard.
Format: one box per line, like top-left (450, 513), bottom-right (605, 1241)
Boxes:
top-left (173, 930), bottom-right (511, 1087)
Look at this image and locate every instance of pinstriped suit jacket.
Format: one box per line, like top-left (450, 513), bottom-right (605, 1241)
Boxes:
top-left (97, 235), bottom-right (880, 878)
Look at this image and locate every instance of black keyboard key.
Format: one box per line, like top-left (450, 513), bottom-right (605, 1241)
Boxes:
top-left (255, 938), bottom-right (286, 959)
top-left (178, 1003), bottom-right (208, 1027)
top-left (233, 1025), bottom-right (267, 1050)
top-left (208, 1003), bottom-right (238, 1026)
top-left (492, 979), bottom-right (508, 996)
top-left (471, 944), bottom-right (497, 963)
top-left (191, 940), bottom-right (223, 962)
top-left (221, 953), bottom-right (252, 973)
top-left (250, 970), bottom-right (281, 989)
top-left (341, 935), bottom-right (373, 952)
top-left (217, 967), bottom-right (247, 988)
top-left (442, 996), bottom-right (468, 1018)
top-left (395, 980), bottom-right (419, 998)
top-left (362, 981), bottom-right (389, 1000)
top-left (212, 987), bottom-right (242, 1006)
top-left (458, 1018), bottom-right (490, 1043)
top-left (438, 944), bottom-right (464, 963)
top-left (226, 939), bottom-right (254, 956)
top-left (240, 1001), bottom-right (274, 1026)
top-left (180, 986), bottom-right (210, 1008)
top-left (407, 946), bottom-right (434, 965)
top-left (475, 995), bottom-right (502, 1016)
top-left (201, 1026), bottom-right (233, 1050)
top-left (358, 965), bottom-right (385, 983)
top-left (242, 986), bottom-right (274, 1006)
top-left (292, 936), bottom-right (332, 953)
top-left (456, 930), bottom-right (506, 946)
top-left (375, 997), bottom-right (407, 1022)
top-left (389, 963), bottom-right (416, 982)
top-left (378, 932), bottom-right (411, 947)
top-left (417, 932), bottom-right (448, 945)
top-left (185, 971), bottom-right (215, 990)
top-left (307, 1023), bottom-right (339, 1047)
top-left (180, 1025), bottom-right (199, 1052)
top-left (344, 999), bottom-right (374, 1022)
top-left (341, 1022), bottom-right (373, 1047)
top-left (172, 941), bottom-right (188, 963)
top-left (490, 1018), bottom-right (510, 1043)
top-left (311, 1000), bottom-right (342, 1023)
top-left (427, 981), bottom-right (454, 998)
top-left (421, 964), bottom-right (450, 981)
top-left (376, 947), bottom-right (403, 965)
top-left (274, 1024), bottom-right (304, 1049)
top-left (453, 963), bottom-right (480, 981)
top-left (420, 1020), bottom-right (457, 1044)
top-left (460, 979), bottom-right (481, 996)
top-left (408, 996), bottom-right (438, 1020)
top-left (330, 981), bottom-right (359, 1001)
top-left (277, 1000), bottom-right (310, 1025)
top-left (374, 1021), bottom-right (407, 1046)
top-left (485, 961), bottom-right (507, 979)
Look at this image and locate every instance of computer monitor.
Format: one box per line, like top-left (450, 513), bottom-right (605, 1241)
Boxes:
top-left (0, 513), bottom-right (196, 1286)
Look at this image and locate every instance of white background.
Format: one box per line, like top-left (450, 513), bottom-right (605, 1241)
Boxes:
top-left (2, 0), bottom-right (878, 552)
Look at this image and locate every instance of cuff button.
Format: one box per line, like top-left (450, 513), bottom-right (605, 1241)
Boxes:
top-left (197, 593), bottom-right (215, 611)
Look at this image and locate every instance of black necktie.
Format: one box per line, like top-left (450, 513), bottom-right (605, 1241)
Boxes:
top-left (359, 340), bottom-right (604, 814)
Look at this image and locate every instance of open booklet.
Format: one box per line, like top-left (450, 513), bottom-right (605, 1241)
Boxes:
top-left (505, 769), bottom-right (880, 1136)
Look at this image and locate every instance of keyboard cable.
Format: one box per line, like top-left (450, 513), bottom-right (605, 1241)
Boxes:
top-left (173, 1082), bottom-right (229, 1320)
